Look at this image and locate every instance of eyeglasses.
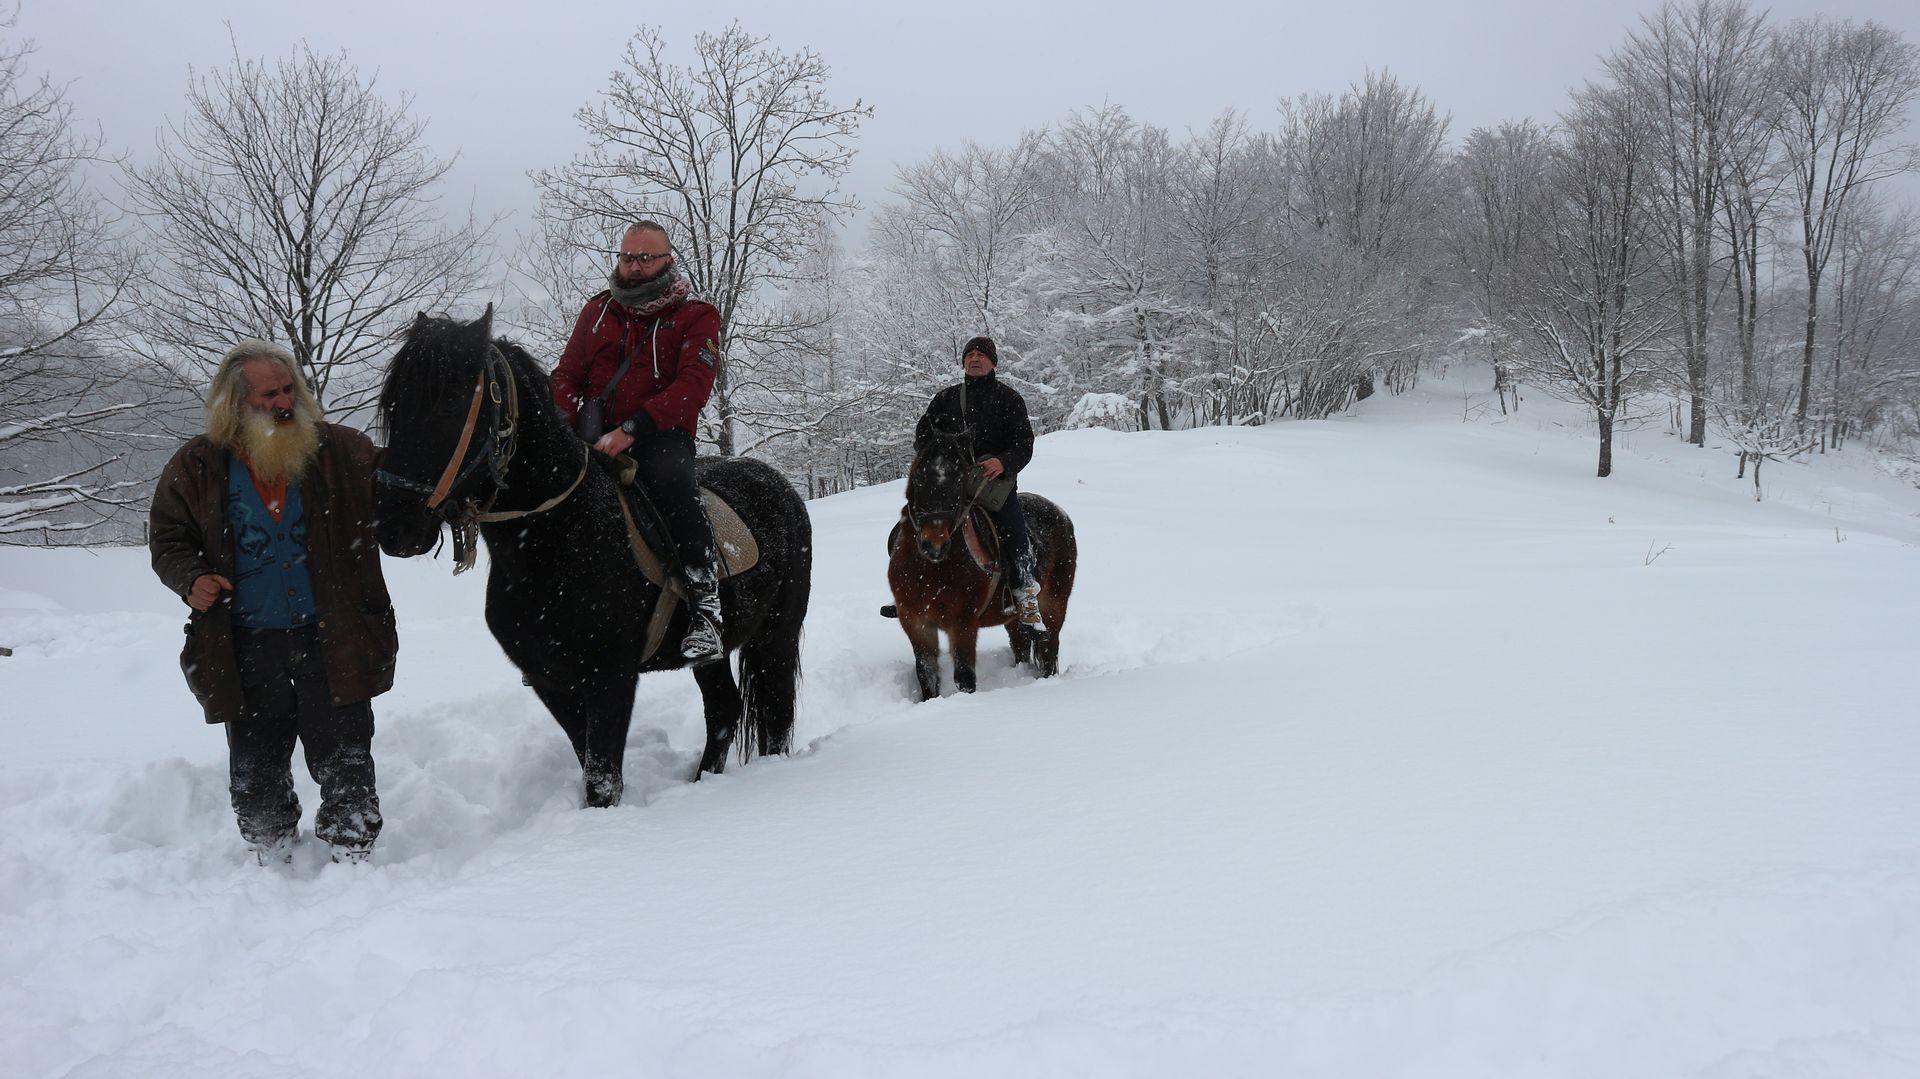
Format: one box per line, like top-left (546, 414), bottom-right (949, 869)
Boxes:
top-left (616, 252), bottom-right (670, 266)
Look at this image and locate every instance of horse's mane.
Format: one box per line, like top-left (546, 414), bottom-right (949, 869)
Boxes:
top-left (907, 423), bottom-right (974, 509)
top-left (379, 314), bottom-right (559, 437)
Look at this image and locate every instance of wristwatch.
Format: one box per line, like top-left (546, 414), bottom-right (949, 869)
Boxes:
top-left (619, 417), bottom-right (640, 437)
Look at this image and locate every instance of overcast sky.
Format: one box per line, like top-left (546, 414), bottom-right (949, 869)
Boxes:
top-left (17, 0), bottom-right (1920, 243)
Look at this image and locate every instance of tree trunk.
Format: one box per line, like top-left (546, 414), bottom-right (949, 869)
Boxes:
top-left (1797, 272), bottom-right (1819, 426)
top-left (1596, 408), bottom-right (1614, 479)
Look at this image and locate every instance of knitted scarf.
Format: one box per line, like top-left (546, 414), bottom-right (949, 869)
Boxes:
top-left (608, 268), bottom-right (691, 318)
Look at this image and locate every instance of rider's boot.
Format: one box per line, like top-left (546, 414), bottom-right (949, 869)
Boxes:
top-left (1012, 572), bottom-right (1046, 635)
top-left (681, 561), bottom-right (726, 665)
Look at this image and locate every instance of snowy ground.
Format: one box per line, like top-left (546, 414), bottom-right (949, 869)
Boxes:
top-left (4, 365), bottom-right (1919, 1078)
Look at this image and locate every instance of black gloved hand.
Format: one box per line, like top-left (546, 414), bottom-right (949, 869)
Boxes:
top-left (620, 411), bottom-right (658, 438)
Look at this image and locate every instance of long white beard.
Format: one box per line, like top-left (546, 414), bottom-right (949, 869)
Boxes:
top-left (237, 407), bottom-right (320, 483)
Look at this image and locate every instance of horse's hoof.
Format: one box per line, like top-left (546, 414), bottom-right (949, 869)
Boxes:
top-left (583, 774), bottom-right (624, 808)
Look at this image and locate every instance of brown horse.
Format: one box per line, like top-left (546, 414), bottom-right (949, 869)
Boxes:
top-left (885, 421), bottom-right (1077, 700)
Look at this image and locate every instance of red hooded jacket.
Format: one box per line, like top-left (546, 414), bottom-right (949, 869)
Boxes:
top-left (551, 291), bottom-right (721, 438)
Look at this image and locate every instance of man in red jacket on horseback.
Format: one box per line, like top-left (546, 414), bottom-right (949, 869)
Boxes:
top-left (552, 220), bottom-right (726, 665)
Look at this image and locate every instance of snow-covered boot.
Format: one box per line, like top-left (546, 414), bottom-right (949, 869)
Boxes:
top-left (328, 841), bottom-right (373, 865)
top-left (1013, 580), bottom-right (1046, 634)
top-left (250, 832), bottom-right (296, 867)
top-left (681, 563), bottom-right (725, 666)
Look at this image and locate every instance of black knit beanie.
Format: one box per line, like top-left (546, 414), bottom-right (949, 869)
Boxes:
top-left (961, 336), bottom-right (998, 367)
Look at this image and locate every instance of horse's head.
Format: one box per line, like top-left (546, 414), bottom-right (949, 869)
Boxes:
top-left (374, 307), bottom-right (512, 557)
top-left (905, 418), bottom-right (975, 562)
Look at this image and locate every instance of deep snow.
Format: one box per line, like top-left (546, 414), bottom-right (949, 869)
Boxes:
top-left (3, 367), bottom-right (1918, 1077)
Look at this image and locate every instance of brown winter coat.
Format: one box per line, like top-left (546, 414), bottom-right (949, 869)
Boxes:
top-left (149, 423), bottom-right (397, 725)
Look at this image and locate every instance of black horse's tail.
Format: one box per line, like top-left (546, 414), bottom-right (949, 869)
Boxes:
top-left (737, 501), bottom-right (811, 760)
top-left (739, 626), bottom-right (802, 759)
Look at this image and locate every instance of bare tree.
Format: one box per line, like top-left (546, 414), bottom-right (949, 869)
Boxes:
top-left (1447, 121), bottom-right (1554, 414)
top-left (1826, 198), bottom-right (1920, 449)
top-left (1609, 0), bottom-right (1772, 446)
top-left (1506, 85), bottom-right (1673, 478)
top-left (123, 41), bottom-right (494, 425)
top-left (1769, 16), bottom-right (1920, 427)
top-left (533, 22), bottom-right (870, 455)
top-left (1027, 107), bottom-right (1189, 430)
top-left (0, 17), bottom-right (149, 540)
top-left (891, 135), bottom-right (1045, 337)
top-left (1167, 111), bottom-right (1266, 426)
top-left (1716, 48), bottom-right (1786, 438)
top-left (1277, 71), bottom-right (1451, 410)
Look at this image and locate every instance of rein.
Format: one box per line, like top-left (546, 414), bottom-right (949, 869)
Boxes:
top-left (376, 343), bottom-right (587, 572)
top-left (902, 478), bottom-right (1003, 623)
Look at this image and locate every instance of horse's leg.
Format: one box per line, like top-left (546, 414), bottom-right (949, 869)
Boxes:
top-left (529, 682), bottom-right (594, 784)
top-left (1007, 622), bottom-right (1032, 667)
top-left (580, 679), bottom-right (639, 808)
top-left (691, 661), bottom-right (741, 779)
top-left (1036, 525), bottom-right (1075, 680)
top-left (951, 621), bottom-right (980, 694)
top-left (904, 617), bottom-right (942, 701)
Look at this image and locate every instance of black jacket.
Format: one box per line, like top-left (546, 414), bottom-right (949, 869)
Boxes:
top-left (914, 373), bottom-right (1035, 477)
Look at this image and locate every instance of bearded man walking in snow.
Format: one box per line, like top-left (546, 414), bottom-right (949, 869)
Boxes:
top-left (149, 340), bottom-right (395, 865)
top-left (914, 335), bottom-right (1046, 632)
top-left (551, 219), bottom-right (726, 665)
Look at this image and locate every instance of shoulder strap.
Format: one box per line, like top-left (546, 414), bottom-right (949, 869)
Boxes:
top-left (596, 314), bottom-right (638, 408)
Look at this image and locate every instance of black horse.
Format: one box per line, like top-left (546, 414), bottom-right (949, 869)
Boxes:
top-left (373, 310), bottom-right (811, 807)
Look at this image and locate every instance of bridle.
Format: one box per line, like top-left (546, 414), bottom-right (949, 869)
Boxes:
top-left (905, 435), bottom-right (985, 541)
top-left (376, 341), bottom-right (587, 572)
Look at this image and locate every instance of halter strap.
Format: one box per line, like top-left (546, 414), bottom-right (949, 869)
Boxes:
top-left (426, 372), bottom-right (487, 509)
top-left (474, 452), bottom-right (590, 523)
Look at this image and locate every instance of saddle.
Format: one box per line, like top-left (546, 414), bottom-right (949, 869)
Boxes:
top-left (609, 453), bottom-right (760, 662)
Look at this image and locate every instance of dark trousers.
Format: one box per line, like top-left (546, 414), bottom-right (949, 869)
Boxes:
top-left (631, 428), bottom-right (716, 571)
top-left (987, 492), bottom-right (1037, 587)
top-left (227, 626), bottom-right (381, 848)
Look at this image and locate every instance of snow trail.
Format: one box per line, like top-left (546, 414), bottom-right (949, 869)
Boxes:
top-left (4, 367), bottom-right (1919, 1076)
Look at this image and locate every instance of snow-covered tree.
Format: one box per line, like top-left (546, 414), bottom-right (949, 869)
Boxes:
top-left (0, 20), bottom-right (149, 541)
top-left (1769, 16), bottom-right (1920, 426)
top-left (1505, 84), bottom-right (1674, 478)
top-left (123, 42), bottom-right (493, 426)
top-left (1607, 0), bottom-right (1773, 446)
top-left (1445, 121), bottom-right (1554, 414)
top-left (533, 22), bottom-right (870, 455)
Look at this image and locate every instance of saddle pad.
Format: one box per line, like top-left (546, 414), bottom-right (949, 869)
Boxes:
top-left (621, 487), bottom-right (762, 590)
top-left (705, 489), bottom-right (760, 578)
top-left (616, 486), bottom-right (761, 666)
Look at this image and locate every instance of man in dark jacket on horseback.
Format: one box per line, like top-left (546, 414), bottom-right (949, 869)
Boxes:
top-left (914, 335), bottom-right (1046, 632)
top-left (553, 220), bottom-right (726, 665)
